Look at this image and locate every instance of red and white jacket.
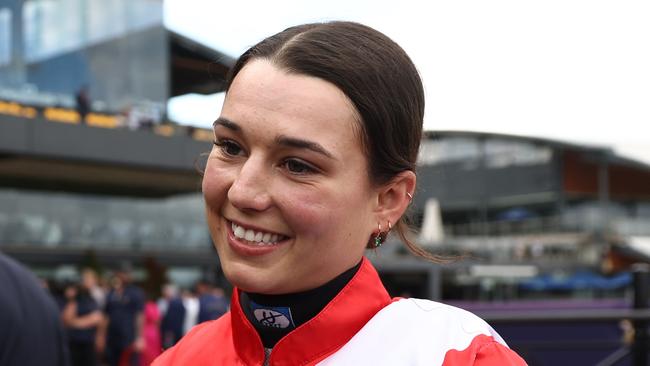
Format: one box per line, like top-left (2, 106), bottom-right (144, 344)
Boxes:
top-left (154, 258), bottom-right (527, 365)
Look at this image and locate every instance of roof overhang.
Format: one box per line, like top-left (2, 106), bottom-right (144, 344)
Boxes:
top-left (169, 31), bottom-right (236, 97)
top-left (0, 114), bottom-right (210, 197)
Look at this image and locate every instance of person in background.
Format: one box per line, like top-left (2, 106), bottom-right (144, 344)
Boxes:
top-left (157, 283), bottom-right (173, 317)
top-left (181, 288), bottom-right (199, 335)
top-left (98, 266), bottom-right (145, 366)
top-left (75, 85), bottom-right (90, 124)
top-left (0, 252), bottom-right (70, 366)
top-left (196, 280), bottom-right (229, 324)
top-left (140, 293), bottom-right (162, 366)
top-left (159, 284), bottom-right (186, 349)
top-left (62, 282), bottom-right (103, 366)
top-left (82, 267), bottom-right (106, 309)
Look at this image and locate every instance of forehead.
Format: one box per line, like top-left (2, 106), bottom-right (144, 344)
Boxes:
top-left (222, 60), bottom-right (362, 158)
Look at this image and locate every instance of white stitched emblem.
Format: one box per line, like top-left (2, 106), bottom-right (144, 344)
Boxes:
top-left (254, 309), bottom-right (292, 328)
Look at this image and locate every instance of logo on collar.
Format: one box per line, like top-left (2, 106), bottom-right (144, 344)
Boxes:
top-left (250, 301), bottom-right (295, 329)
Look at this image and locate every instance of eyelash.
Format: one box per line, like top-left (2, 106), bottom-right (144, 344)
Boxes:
top-left (212, 139), bottom-right (319, 176)
top-left (213, 139), bottom-right (243, 157)
top-left (281, 158), bottom-right (317, 175)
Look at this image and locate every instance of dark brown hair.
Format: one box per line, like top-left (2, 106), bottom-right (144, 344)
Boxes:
top-left (225, 21), bottom-right (439, 262)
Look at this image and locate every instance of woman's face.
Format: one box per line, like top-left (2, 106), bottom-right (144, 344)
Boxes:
top-left (202, 60), bottom-right (377, 294)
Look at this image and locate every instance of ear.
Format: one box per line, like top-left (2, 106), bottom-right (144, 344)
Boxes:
top-left (374, 170), bottom-right (416, 226)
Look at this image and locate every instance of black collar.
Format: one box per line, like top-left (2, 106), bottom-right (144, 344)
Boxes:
top-left (240, 261), bottom-right (362, 348)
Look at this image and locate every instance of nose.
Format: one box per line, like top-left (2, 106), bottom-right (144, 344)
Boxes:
top-left (227, 155), bottom-right (272, 212)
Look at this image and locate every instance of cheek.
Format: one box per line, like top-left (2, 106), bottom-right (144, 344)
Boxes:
top-left (202, 161), bottom-right (232, 207)
top-left (279, 186), bottom-right (368, 240)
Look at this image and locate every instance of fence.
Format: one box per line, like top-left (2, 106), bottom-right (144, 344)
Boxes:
top-left (477, 264), bottom-right (650, 366)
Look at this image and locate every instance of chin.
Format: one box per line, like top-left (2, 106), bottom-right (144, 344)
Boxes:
top-left (221, 261), bottom-right (279, 294)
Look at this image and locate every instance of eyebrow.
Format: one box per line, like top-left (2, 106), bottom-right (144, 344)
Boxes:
top-left (275, 135), bottom-right (335, 160)
top-left (213, 117), bottom-right (240, 131)
top-left (213, 117), bottom-right (335, 160)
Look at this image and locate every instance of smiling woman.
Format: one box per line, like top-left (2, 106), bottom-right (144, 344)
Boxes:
top-left (154, 21), bottom-right (527, 366)
top-left (206, 59), bottom-right (379, 296)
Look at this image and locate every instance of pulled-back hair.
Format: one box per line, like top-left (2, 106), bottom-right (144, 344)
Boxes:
top-left (225, 21), bottom-right (438, 261)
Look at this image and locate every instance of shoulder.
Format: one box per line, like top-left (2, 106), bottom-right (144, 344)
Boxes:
top-left (387, 299), bottom-right (527, 364)
top-left (383, 298), bottom-right (503, 338)
top-left (0, 253), bottom-right (69, 366)
top-left (0, 253), bottom-right (36, 289)
top-left (0, 253), bottom-right (60, 317)
top-left (318, 298), bottom-right (526, 365)
top-left (385, 298), bottom-right (489, 323)
top-left (443, 334), bottom-right (527, 366)
top-left (153, 312), bottom-right (236, 366)
top-left (372, 298), bottom-right (508, 350)
top-left (0, 254), bottom-right (26, 333)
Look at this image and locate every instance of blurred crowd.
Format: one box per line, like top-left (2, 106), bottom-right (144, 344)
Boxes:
top-left (45, 267), bottom-right (229, 366)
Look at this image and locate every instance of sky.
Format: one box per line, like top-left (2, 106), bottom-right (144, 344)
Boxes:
top-left (164, 0), bottom-right (650, 164)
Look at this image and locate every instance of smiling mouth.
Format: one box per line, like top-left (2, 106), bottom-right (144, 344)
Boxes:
top-left (230, 221), bottom-right (290, 246)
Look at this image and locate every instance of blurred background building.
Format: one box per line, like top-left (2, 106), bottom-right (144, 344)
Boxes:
top-left (1, 1), bottom-right (650, 364)
top-left (0, 0), bottom-right (232, 287)
top-left (0, 0), bottom-right (233, 129)
top-left (2, 0), bottom-right (650, 299)
top-left (414, 131), bottom-right (650, 301)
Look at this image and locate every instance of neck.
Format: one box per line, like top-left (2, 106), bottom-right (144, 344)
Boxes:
top-left (240, 261), bottom-right (362, 348)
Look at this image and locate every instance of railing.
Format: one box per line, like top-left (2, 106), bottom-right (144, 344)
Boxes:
top-left (613, 218), bottom-right (650, 236)
top-left (423, 233), bottom-right (597, 267)
top-left (0, 192), bottom-right (211, 250)
top-left (472, 265), bottom-right (650, 366)
top-left (444, 216), bottom-right (577, 237)
top-left (0, 98), bottom-right (215, 142)
top-left (444, 215), bottom-right (650, 237)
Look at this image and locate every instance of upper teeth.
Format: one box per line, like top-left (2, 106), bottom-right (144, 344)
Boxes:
top-left (232, 222), bottom-right (283, 245)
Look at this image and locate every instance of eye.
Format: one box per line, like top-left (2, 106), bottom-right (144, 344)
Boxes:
top-left (213, 139), bottom-right (244, 157)
top-left (283, 158), bottom-right (317, 175)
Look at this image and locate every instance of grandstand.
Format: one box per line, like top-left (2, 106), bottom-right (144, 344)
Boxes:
top-left (415, 131), bottom-right (650, 300)
top-left (2, 0), bottom-right (650, 300)
top-left (0, 0), bottom-right (231, 286)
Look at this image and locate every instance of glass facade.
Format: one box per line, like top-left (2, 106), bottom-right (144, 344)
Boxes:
top-left (22, 0), bottom-right (162, 62)
top-left (484, 138), bottom-right (553, 168)
top-left (0, 0), bottom-right (167, 113)
top-left (0, 8), bottom-right (10, 66)
top-left (418, 136), bottom-right (552, 168)
top-left (0, 189), bottom-right (210, 251)
top-left (418, 137), bottom-right (482, 166)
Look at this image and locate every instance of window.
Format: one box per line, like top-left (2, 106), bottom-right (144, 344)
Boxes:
top-left (23, 0), bottom-right (163, 62)
top-left (0, 8), bottom-right (11, 66)
top-left (23, 0), bottom-right (84, 62)
top-left (484, 139), bottom-right (552, 168)
top-left (418, 137), bottom-right (482, 166)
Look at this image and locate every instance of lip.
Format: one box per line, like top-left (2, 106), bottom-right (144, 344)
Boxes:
top-left (226, 219), bottom-right (289, 257)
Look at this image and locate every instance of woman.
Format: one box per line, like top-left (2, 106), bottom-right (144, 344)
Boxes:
top-left (140, 296), bottom-right (162, 366)
top-left (62, 282), bottom-right (103, 366)
top-left (154, 21), bottom-right (526, 365)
